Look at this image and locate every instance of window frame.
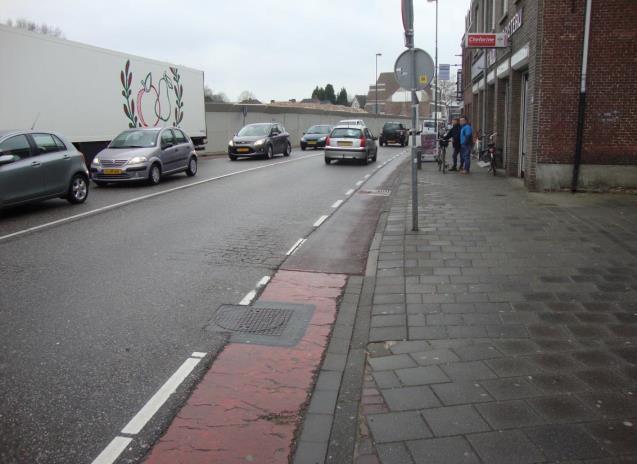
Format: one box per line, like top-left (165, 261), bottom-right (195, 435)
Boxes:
top-left (173, 129), bottom-right (187, 144)
top-left (160, 129), bottom-right (175, 146)
top-left (31, 132), bottom-right (63, 155)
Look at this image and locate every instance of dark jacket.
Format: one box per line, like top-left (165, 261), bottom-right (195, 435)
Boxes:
top-left (444, 125), bottom-right (461, 148)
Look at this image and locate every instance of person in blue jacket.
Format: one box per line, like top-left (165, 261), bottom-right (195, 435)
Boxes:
top-left (459, 116), bottom-right (473, 174)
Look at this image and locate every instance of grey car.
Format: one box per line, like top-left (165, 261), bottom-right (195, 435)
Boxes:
top-left (0, 130), bottom-right (89, 209)
top-left (228, 123), bottom-right (291, 160)
top-left (91, 127), bottom-right (198, 186)
top-left (324, 125), bottom-right (378, 165)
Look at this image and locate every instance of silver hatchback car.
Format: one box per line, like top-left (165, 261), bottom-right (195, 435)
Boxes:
top-left (324, 125), bottom-right (378, 165)
top-left (0, 130), bottom-right (89, 209)
top-left (91, 127), bottom-right (197, 186)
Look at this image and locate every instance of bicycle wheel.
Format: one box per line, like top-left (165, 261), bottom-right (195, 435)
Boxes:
top-left (442, 148), bottom-right (447, 174)
top-left (437, 149), bottom-right (442, 171)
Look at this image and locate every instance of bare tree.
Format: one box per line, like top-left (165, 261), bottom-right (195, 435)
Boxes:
top-left (204, 85), bottom-right (228, 103)
top-left (5, 18), bottom-right (65, 38)
top-left (238, 90), bottom-right (257, 103)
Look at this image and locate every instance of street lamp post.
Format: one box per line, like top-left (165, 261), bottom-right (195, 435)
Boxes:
top-left (424, 0), bottom-right (438, 170)
top-left (375, 53), bottom-right (382, 114)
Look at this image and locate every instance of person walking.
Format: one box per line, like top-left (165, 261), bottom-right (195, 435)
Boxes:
top-left (459, 116), bottom-right (473, 174)
top-left (443, 118), bottom-right (462, 171)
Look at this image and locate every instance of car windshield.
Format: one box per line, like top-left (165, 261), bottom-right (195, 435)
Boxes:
top-left (307, 126), bottom-right (331, 134)
top-left (110, 130), bottom-right (158, 148)
top-left (331, 128), bottom-right (362, 139)
top-left (384, 123), bottom-right (401, 130)
top-left (238, 124), bottom-right (271, 136)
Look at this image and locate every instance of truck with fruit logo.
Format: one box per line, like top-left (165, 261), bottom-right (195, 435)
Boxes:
top-left (0, 24), bottom-right (207, 161)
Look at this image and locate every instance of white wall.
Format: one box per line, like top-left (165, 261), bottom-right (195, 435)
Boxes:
top-left (203, 104), bottom-right (412, 153)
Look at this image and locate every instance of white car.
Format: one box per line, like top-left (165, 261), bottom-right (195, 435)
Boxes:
top-left (338, 119), bottom-right (366, 127)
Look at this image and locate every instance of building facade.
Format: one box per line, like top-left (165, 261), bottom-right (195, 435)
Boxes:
top-left (462, 0), bottom-right (637, 191)
top-left (365, 72), bottom-right (432, 118)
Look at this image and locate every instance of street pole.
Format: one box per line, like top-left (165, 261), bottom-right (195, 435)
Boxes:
top-left (375, 53), bottom-right (382, 114)
top-left (434, 0), bottom-right (439, 139)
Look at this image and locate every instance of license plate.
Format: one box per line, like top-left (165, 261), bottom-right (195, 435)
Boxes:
top-left (307, 141), bottom-right (317, 145)
top-left (337, 141), bottom-right (353, 147)
top-left (103, 168), bottom-right (123, 175)
top-left (237, 148), bottom-right (250, 153)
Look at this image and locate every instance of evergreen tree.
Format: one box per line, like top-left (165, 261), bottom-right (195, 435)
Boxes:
top-left (324, 84), bottom-right (336, 104)
top-left (336, 87), bottom-right (349, 106)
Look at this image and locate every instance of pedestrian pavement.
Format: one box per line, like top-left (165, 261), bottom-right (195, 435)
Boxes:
top-left (293, 160), bottom-right (637, 464)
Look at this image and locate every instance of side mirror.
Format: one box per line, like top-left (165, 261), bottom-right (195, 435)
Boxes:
top-left (0, 154), bottom-right (16, 165)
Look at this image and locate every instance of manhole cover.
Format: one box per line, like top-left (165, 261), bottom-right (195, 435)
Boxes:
top-left (215, 306), bottom-right (293, 336)
top-left (207, 302), bottom-right (315, 347)
top-left (359, 189), bottom-right (391, 196)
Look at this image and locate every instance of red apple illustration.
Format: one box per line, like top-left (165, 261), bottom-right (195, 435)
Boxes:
top-left (137, 73), bottom-right (160, 127)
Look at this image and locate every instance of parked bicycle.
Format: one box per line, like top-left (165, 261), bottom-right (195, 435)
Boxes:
top-left (479, 132), bottom-right (498, 176)
top-left (436, 136), bottom-right (449, 174)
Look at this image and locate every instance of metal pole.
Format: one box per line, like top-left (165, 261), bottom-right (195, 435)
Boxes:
top-left (410, 31), bottom-right (419, 230)
top-left (433, 0), bottom-right (439, 139)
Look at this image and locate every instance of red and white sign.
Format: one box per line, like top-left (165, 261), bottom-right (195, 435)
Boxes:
top-left (465, 33), bottom-right (508, 48)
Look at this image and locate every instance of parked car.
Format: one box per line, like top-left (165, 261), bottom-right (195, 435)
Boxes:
top-left (324, 125), bottom-right (378, 165)
top-left (300, 125), bottom-right (332, 150)
top-left (90, 127), bottom-right (198, 186)
top-left (228, 123), bottom-right (291, 161)
top-left (379, 122), bottom-right (409, 147)
top-left (338, 119), bottom-right (366, 126)
top-left (0, 130), bottom-right (89, 209)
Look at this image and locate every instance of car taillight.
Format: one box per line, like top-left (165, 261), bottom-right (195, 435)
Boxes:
top-left (325, 137), bottom-right (330, 146)
top-left (360, 136), bottom-right (366, 148)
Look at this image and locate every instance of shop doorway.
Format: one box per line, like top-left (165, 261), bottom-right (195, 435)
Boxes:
top-left (519, 73), bottom-right (529, 178)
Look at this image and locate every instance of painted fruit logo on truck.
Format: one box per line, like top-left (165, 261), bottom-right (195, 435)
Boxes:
top-left (120, 59), bottom-right (184, 128)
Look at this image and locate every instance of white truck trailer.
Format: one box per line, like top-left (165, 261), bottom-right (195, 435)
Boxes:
top-left (0, 25), bottom-right (207, 160)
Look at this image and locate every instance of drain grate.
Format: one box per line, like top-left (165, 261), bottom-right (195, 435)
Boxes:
top-left (207, 302), bottom-right (315, 347)
top-left (214, 306), bottom-right (293, 336)
top-left (359, 189), bottom-right (391, 196)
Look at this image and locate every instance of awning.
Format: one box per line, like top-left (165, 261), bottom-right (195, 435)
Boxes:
top-left (511, 43), bottom-right (530, 70)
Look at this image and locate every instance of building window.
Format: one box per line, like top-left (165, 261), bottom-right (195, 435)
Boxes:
top-left (499, 0), bottom-right (508, 20)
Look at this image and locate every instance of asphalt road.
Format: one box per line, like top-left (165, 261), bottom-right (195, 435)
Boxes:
top-left (0, 146), bottom-right (407, 463)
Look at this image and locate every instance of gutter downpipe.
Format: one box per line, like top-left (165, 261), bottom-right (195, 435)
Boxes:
top-left (571, 0), bottom-right (592, 193)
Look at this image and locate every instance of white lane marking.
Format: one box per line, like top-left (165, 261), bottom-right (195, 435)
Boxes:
top-left (121, 357), bottom-right (202, 435)
top-left (0, 153), bottom-right (322, 243)
top-left (91, 436), bottom-right (133, 464)
top-left (286, 238), bottom-right (306, 256)
top-left (239, 290), bottom-right (257, 306)
top-left (191, 352), bottom-right (206, 359)
top-left (345, 189), bottom-right (354, 196)
top-left (331, 200), bottom-right (343, 208)
top-left (313, 215), bottom-right (329, 227)
top-left (355, 180), bottom-right (364, 186)
top-left (364, 174), bottom-right (371, 179)
top-left (257, 275), bottom-right (271, 287)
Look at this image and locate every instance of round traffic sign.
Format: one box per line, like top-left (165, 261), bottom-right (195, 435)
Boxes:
top-left (394, 48), bottom-right (435, 90)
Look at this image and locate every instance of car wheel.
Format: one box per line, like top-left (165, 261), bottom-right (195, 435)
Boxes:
top-left (301, 145), bottom-right (306, 151)
top-left (186, 156), bottom-right (197, 176)
top-left (148, 163), bottom-right (161, 185)
top-left (372, 152), bottom-right (378, 162)
top-left (324, 157), bottom-right (331, 165)
top-left (283, 142), bottom-right (291, 157)
top-left (229, 154), bottom-right (238, 161)
top-left (266, 145), bottom-right (274, 159)
top-left (405, 139), bottom-right (409, 147)
top-left (67, 174), bottom-right (89, 204)
top-left (361, 153), bottom-right (369, 165)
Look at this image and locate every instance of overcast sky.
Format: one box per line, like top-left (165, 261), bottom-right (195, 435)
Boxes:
top-left (2, 0), bottom-right (470, 102)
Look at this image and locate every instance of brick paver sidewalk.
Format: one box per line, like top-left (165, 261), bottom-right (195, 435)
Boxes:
top-left (295, 161), bottom-right (637, 464)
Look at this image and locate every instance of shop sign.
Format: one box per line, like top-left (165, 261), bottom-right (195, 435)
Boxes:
top-left (504, 8), bottom-right (523, 38)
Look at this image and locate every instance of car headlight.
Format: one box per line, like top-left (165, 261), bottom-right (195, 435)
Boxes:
top-left (228, 140), bottom-right (234, 147)
top-left (319, 137), bottom-right (326, 142)
top-left (91, 156), bottom-right (101, 165)
top-left (128, 156), bottom-right (147, 164)
top-left (254, 138), bottom-right (266, 147)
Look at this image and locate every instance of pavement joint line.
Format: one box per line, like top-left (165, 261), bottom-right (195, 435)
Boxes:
top-left (90, 436), bottom-right (133, 464)
top-left (313, 215), bottom-right (329, 228)
top-left (345, 189), bottom-right (355, 196)
top-left (0, 152), bottom-right (322, 243)
top-left (286, 238), bottom-right (306, 256)
top-left (238, 290), bottom-right (257, 306)
top-left (331, 200), bottom-right (344, 208)
top-left (120, 356), bottom-right (202, 436)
